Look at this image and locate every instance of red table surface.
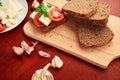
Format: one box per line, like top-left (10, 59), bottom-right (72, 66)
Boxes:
top-left (0, 0), bottom-right (120, 80)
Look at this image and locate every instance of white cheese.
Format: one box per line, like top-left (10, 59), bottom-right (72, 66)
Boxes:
top-left (39, 15), bottom-right (52, 26)
top-left (3, 0), bottom-right (23, 18)
top-left (30, 11), bottom-right (38, 19)
top-left (0, 7), bottom-right (7, 19)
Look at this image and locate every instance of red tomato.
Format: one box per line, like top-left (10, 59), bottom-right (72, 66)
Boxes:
top-left (0, 21), bottom-right (7, 32)
top-left (49, 7), bottom-right (64, 22)
top-left (34, 13), bottom-right (44, 27)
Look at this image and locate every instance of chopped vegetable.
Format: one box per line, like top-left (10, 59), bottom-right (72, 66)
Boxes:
top-left (0, 21), bottom-right (7, 32)
top-left (0, 2), bottom-right (2, 6)
top-left (35, 3), bottom-right (52, 17)
top-left (34, 13), bottom-right (45, 27)
top-left (49, 7), bottom-right (64, 22)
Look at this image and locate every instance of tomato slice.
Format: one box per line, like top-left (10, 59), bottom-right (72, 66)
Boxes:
top-left (34, 13), bottom-right (44, 27)
top-left (0, 21), bottom-right (7, 32)
top-left (49, 7), bottom-right (64, 22)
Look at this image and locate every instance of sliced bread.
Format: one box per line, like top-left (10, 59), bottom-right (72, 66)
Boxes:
top-left (62, 0), bottom-right (98, 18)
top-left (75, 3), bottom-right (110, 26)
top-left (77, 24), bottom-right (114, 47)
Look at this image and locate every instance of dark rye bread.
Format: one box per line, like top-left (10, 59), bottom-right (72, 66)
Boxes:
top-left (62, 0), bottom-right (98, 18)
top-left (75, 3), bottom-right (110, 26)
top-left (77, 24), bottom-right (114, 47)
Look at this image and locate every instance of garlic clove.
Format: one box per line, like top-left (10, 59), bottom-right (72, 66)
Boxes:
top-left (25, 46), bottom-right (34, 55)
top-left (12, 46), bottom-right (24, 55)
top-left (21, 40), bottom-right (34, 55)
top-left (21, 40), bottom-right (30, 51)
top-left (31, 0), bottom-right (40, 9)
top-left (51, 56), bottom-right (63, 68)
top-left (38, 50), bottom-right (50, 58)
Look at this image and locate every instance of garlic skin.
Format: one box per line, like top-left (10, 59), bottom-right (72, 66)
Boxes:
top-left (12, 46), bottom-right (24, 55)
top-left (31, 0), bottom-right (40, 9)
top-left (38, 50), bottom-right (50, 58)
top-left (32, 63), bottom-right (54, 80)
top-left (32, 69), bottom-right (54, 80)
top-left (21, 40), bottom-right (36, 55)
top-left (51, 56), bottom-right (63, 68)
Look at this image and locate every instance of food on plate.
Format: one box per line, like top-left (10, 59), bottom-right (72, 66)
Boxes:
top-left (51, 56), bottom-right (63, 68)
top-left (77, 24), bottom-right (114, 47)
top-left (30, 2), bottom-right (67, 32)
top-left (62, 0), bottom-right (98, 18)
top-left (0, 0), bottom-right (23, 32)
top-left (74, 3), bottom-right (110, 26)
top-left (38, 50), bottom-right (50, 58)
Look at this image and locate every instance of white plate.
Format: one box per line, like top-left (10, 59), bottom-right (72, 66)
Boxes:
top-left (0, 0), bottom-right (28, 33)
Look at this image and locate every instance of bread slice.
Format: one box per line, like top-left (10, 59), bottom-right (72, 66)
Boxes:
top-left (75, 3), bottom-right (110, 26)
top-left (62, 0), bottom-right (98, 18)
top-left (30, 15), bottom-right (68, 32)
top-left (77, 24), bottom-right (114, 47)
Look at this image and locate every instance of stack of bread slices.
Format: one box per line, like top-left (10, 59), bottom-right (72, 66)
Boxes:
top-left (62, 0), bottom-right (114, 47)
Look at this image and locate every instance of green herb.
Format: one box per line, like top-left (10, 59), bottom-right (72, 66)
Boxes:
top-left (34, 3), bottom-right (52, 17)
top-left (0, 2), bottom-right (2, 6)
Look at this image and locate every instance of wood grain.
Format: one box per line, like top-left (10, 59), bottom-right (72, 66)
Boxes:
top-left (23, 15), bottom-right (120, 69)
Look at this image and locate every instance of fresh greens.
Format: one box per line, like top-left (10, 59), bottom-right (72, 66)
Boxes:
top-left (0, 2), bottom-right (2, 6)
top-left (34, 3), bottom-right (52, 17)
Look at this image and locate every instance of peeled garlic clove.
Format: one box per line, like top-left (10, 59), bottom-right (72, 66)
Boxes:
top-left (31, 0), bottom-right (40, 9)
top-left (38, 50), bottom-right (50, 58)
top-left (12, 46), bottom-right (24, 55)
top-left (21, 40), bottom-right (30, 50)
top-left (51, 56), bottom-right (63, 68)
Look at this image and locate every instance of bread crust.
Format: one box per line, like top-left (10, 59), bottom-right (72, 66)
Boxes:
top-left (74, 3), bottom-right (110, 26)
top-left (77, 24), bottom-right (114, 47)
top-left (63, 0), bottom-right (98, 18)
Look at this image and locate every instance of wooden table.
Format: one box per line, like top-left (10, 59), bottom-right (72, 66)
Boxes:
top-left (0, 0), bottom-right (120, 80)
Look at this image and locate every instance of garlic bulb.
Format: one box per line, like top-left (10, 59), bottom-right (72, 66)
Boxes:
top-left (51, 56), bottom-right (63, 68)
top-left (31, 0), bottom-right (40, 9)
top-left (32, 63), bottom-right (54, 80)
top-left (12, 46), bottom-right (24, 55)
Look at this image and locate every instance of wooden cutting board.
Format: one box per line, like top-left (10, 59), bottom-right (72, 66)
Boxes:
top-left (23, 15), bottom-right (120, 69)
